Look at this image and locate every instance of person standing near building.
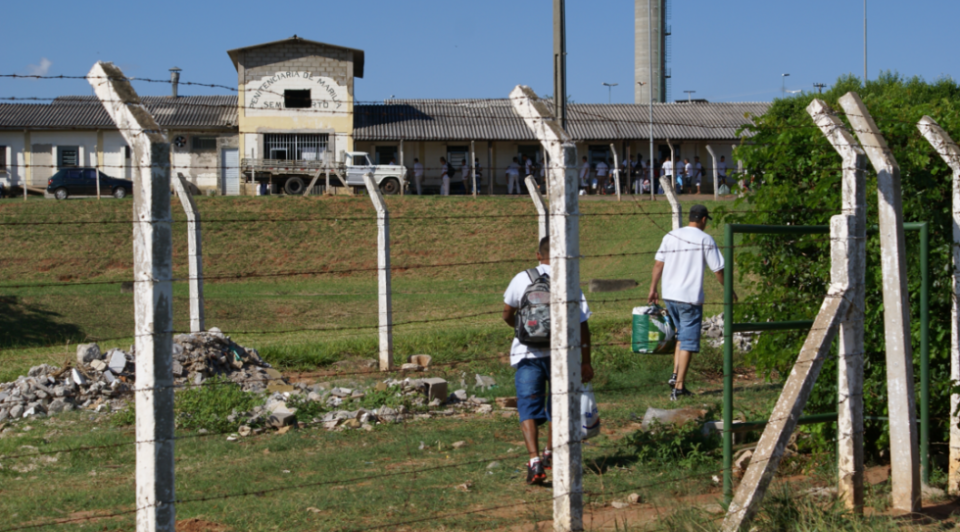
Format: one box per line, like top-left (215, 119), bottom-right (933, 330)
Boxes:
top-left (717, 155), bottom-right (728, 187)
top-left (503, 236), bottom-right (593, 484)
top-left (439, 157), bottom-right (452, 196)
top-left (461, 158), bottom-right (471, 195)
top-left (595, 158), bottom-right (609, 195)
top-left (579, 156), bottom-right (591, 194)
top-left (661, 157), bottom-right (675, 194)
top-left (474, 157), bottom-right (483, 194)
top-left (647, 205), bottom-right (732, 400)
top-left (506, 157), bottom-right (521, 195)
top-left (693, 156), bottom-right (704, 195)
top-left (413, 158), bottom-right (424, 196)
top-left (682, 158), bottom-right (693, 195)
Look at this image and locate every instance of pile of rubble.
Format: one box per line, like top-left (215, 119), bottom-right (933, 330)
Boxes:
top-left (0, 328), bottom-right (277, 422)
top-left (701, 314), bottom-right (759, 352)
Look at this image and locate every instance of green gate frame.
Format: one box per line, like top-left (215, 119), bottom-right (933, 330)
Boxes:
top-left (722, 222), bottom-right (930, 500)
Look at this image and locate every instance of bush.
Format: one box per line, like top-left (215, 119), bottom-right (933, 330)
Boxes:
top-left (174, 377), bottom-right (261, 433)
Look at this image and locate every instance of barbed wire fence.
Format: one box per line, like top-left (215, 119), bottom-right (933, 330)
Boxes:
top-left (0, 70), bottom-right (938, 531)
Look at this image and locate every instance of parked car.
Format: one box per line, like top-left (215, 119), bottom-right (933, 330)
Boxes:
top-left (47, 168), bottom-right (133, 200)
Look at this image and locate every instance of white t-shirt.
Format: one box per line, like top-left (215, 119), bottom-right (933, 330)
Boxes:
top-left (503, 264), bottom-right (592, 367)
top-left (683, 162), bottom-right (693, 177)
top-left (661, 160), bottom-right (673, 176)
top-left (579, 163), bottom-right (590, 184)
top-left (654, 226), bottom-right (725, 305)
top-left (525, 159), bottom-right (534, 176)
top-left (717, 161), bottom-right (727, 176)
top-left (506, 163), bottom-right (520, 176)
top-left (413, 162), bottom-right (424, 178)
top-left (596, 161), bottom-right (609, 177)
top-left (462, 163), bottom-right (470, 181)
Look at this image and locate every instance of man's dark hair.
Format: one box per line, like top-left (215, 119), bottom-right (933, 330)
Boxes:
top-left (538, 236), bottom-right (549, 257)
top-left (414, 158), bottom-right (419, 162)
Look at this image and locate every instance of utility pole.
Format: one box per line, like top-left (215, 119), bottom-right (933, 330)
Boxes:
top-left (864, 0), bottom-right (868, 83)
top-left (781, 73), bottom-right (790, 97)
top-left (553, 0), bottom-right (567, 130)
top-left (648, 0), bottom-right (654, 201)
top-left (814, 83), bottom-right (826, 94)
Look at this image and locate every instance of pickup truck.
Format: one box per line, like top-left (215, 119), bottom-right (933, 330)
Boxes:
top-left (341, 152), bottom-right (407, 195)
top-left (242, 151), bottom-right (407, 195)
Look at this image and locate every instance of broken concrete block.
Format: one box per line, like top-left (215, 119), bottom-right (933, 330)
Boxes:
top-left (102, 371), bottom-right (117, 385)
top-left (422, 378), bottom-right (448, 403)
top-left (344, 419), bottom-right (361, 429)
top-left (71, 369), bottom-right (88, 386)
top-left (451, 389), bottom-right (468, 402)
top-left (476, 404), bottom-right (494, 414)
top-left (268, 411), bottom-right (296, 429)
top-left (475, 374), bottom-right (496, 389)
top-left (588, 279), bottom-right (639, 293)
top-left (496, 397), bottom-right (518, 409)
top-left (401, 363), bottom-right (423, 372)
top-left (76, 344), bottom-right (101, 365)
top-left (408, 354), bottom-right (432, 368)
top-left (641, 407), bottom-right (707, 431)
top-left (627, 493), bottom-right (642, 504)
top-left (238, 425), bottom-right (252, 437)
top-left (611, 501), bottom-right (630, 509)
top-left (266, 382), bottom-right (295, 394)
top-left (107, 350), bottom-right (127, 374)
top-left (90, 360), bottom-right (107, 372)
top-left (452, 441), bottom-right (467, 449)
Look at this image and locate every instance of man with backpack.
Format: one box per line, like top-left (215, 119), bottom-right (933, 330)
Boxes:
top-left (502, 236), bottom-right (593, 485)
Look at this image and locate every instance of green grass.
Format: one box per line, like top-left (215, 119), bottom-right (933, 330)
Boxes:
top-left (0, 195), bottom-right (931, 531)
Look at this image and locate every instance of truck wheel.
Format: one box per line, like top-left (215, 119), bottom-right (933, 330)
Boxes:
top-left (380, 178), bottom-right (401, 195)
top-left (284, 177), bottom-right (306, 195)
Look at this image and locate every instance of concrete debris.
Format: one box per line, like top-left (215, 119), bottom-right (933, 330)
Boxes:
top-left (475, 374), bottom-right (496, 390)
top-left (452, 441), bottom-right (467, 449)
top-left (0, 329), bottom-right (278, 421)
top-left (804, 486), bottom-right (837, 500)
top-left (611, 501), bottom-right (630, 509)
top-left (487, 461), bottom-right (501, 469)
top-left (922, 483), bottom-right (946, 500)
top-left (641, 407), bottom-right (708, 431)
top-left (627, 493), bottom-right (642, 504)
top-left (702, 314), bottom-right (759, 352)
top-left (408, 354), bottom-right (432, 368)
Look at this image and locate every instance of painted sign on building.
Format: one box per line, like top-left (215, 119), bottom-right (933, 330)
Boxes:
top-left (244, 72), bottom-right (348, 117)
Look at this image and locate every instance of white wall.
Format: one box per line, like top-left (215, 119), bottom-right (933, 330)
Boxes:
top-left (0, 132), bottom-right (26, 186)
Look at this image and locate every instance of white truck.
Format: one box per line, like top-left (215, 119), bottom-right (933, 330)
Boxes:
top-left (242, 151), bottom-right (407, 195)
top-left (340, 151), bottom-right (407, 195)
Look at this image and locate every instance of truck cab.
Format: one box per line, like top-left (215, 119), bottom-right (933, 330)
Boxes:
top-left (342, 151), bottom-right (406, 195)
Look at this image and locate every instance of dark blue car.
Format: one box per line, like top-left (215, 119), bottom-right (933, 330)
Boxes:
top-left (47, 168), bottom-right (133, 200)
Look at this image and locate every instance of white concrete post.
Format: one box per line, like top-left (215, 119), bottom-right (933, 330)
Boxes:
top-left (511, 85), bottom-right (582, 532)
top-left (88, 62), bottom-right (175, 532)
top-left (706, 144), bottom-right (719, 201)
top-left (625, 145), bottom-right (632, 194)
top-left (471, 140), bottom-right (477, 198)
top-left (722, 267), bottom-right (853, 531)
top-left (399, 138), bottom-right (405, 196)
top-left (841, 93), bottom-right (921, 513)
top-left (363, 172), bottom-right (393, 371)
top-left (662, 138), bottom-right (682, 230)
top-left (609, 143), bottom-right (621, 202)
top-left (917, 116), bottom-right (960, 495)
top-left (808, 99), bottom-right (867, 512)
top-left (526, 175), bottom-right (549, 241)
top-left (172, 174), bottom-right (204, 333)
top-left (95, 134), bottom-right (102, 201)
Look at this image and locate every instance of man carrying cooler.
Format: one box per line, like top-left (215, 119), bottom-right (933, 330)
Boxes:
top-left (503, 236), bottom-right (593, 484)
top-left (647, 205), bottom-right (731, 400)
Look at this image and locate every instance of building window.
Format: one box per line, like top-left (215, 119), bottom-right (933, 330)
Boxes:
top-left (264, 134), bottom-right (328, 161)
top-left (447, 146), bottom-right (469, 168)
top-left (0, 146), bottom-right (6, 170)
top-left (125, 146), bottom-right (131, 159)
top-left (284, 90), bottom-right (311, 109)
top-left (59, 146), bottom-right (79, 168)
top-left (192, 136), bottom-right (217, 151)
top-left (375, 146), bottom-right (398, 165)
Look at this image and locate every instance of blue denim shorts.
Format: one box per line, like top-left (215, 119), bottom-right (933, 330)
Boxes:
top-left (665, 300), bottom-right (704, 352)
top-left (515, 357), bottom-right (551, 426)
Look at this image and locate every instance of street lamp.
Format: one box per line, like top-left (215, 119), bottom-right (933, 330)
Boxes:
top-left (683, 90), bottom-right (696, 102)
top-left (781, 73), bottom-right (790, 97)
top-left (602, 82), bottom-right (618, 104)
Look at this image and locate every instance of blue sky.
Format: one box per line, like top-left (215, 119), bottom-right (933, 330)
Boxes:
top-left (2, 0), bottom-right (956, 104)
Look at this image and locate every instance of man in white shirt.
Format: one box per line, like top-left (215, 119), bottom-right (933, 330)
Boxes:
top-left (682, 159), bottom-right (693, 195)
top-left (412, 158), bottom-right (424, 195)
top-left (506, 157), bottom-right (521, 195)
top-left (595, 159), bottom-right (609, 194)
top-left (524, 155), bottom-right (534, 178)
top-left (717, 155), bottom-right (728, 186)
top-left (439, 157), bottom-right (451, 196)
top-left (647, 205), bottom-right (734, 400)
top-left (579, 156), bottom-right (590, 193)
top-left (661, 158), bottom-right (674, 194)
top-left (693, 156), bottom-right (704, 194)
top-left (503, 236), bottom-right (593, 484)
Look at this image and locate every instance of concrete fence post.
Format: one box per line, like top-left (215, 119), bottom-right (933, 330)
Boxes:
top-left (706, 145), bottom-right (719, 201)
top-left (471, 140), bottom-right (477, 198)
top-left (808, 98), bottom-right (867, 512)
top-left (917, 116), bottom-right (960, 494)
top-left (841, 93), bottom-right (921, 513)
top-left (722, 222), bottom-right (854, 530)
top-left (88, 61), bottom-right (175, 532)
top-left (172, 174), bottom-right (205, 333)
top-left (609, 143), bottom-right (621, 202)
top-left (511, 85), bottom-right (583, 532)
top-left (525, 175), bottom-right (549, 241)
top-left (662, 138), bottom-right (682, 230)
top-left (363, 172), bottom-right (393, 371)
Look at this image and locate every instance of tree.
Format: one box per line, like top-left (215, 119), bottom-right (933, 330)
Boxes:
top-left (719, 73), bottom-right (960, 455)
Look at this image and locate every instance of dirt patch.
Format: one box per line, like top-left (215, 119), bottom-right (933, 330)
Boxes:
top-left (177, 517), bottom-right (231, 532)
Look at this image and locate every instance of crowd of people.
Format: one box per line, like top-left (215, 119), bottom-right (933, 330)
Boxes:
top-left (405, 154), bottom-right (736, 196)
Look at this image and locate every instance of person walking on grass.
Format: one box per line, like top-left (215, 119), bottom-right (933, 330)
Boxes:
top-left (503, 236), bottom-right (593, 484)
top-left (647, 205), bottom-right (734, 401)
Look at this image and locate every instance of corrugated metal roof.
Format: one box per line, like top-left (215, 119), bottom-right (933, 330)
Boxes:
top-left (354, 99), bottom-right (770, 141)
top-left (0, 95), bottom-right (237, 130)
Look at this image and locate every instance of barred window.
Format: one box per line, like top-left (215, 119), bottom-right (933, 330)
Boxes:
top-left (192, 136), bottom-right (217, 151)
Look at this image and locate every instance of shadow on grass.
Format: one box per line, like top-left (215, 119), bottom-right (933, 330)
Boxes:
top-left (0, 295), bottom-right (84, 349)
